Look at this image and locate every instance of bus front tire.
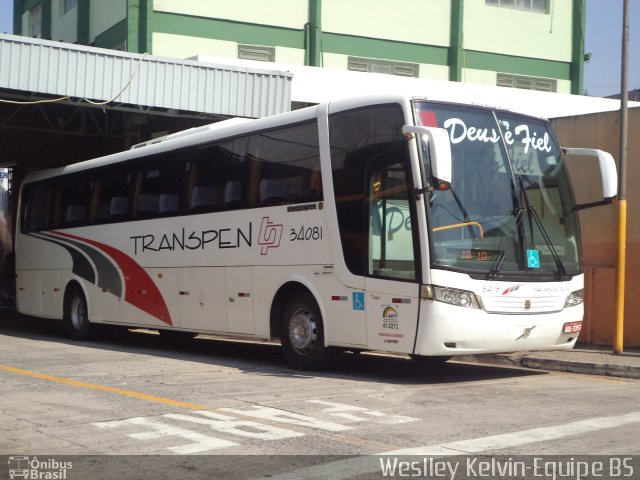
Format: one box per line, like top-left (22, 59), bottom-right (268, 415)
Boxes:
top-left (64, 287), bottom-right (92, 340)
top-left (280, 292), bottom-right (333, 371)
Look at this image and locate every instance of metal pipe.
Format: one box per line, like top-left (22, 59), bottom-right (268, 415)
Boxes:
top-left (614, 0), bottom-right (629, 354)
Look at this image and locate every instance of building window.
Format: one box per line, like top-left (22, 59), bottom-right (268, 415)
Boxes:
top-left (486, 0), bottom-right (549, 14)
top-left (62, 0), bottom-right (78, 14)
top-left (497, 73), bottom-right (557, 92)
top-left (29, 3), bottom-right (43, 38)
top-left (347, 57), bottom-right (419, 78)
top-left (238, 44), bottom-right (276, 62)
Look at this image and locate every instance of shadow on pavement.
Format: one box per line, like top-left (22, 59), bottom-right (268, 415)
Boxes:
top-left (0, 309), bottom-right (544, 386)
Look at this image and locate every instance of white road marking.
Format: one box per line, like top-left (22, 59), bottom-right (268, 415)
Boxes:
top-left (94, 416), bottom-right (237, 454)
top-left (308, 400), bottom-right (419, 424)
top-left (92, 401), bottom-right (363, 454)
top-left (220, 405), bottom-right (353, 432)
top-left (387, 411), bottom-right (640, 455)
top-left (256, 411), bottom-right (640, 480)
top-left (164, 411), bottom-right (304, 440)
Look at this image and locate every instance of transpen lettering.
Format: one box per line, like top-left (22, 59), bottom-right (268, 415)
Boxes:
top-left (130, 225), bottom-right (252, 254)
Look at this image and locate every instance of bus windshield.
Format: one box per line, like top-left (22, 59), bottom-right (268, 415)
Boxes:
top-left (414, 101), bottom-right (581, 279)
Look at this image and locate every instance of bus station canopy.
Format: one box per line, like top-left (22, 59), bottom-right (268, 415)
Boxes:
top-left (0, 34), bottom-right (292, 119)
top-left (0, 34), bottom-right (293, 172)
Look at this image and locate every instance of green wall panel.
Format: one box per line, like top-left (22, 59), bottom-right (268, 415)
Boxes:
top-left (145, 9), bottom-right (570, 84)
top-left (322, 33), bottom-right (449, 66)
top-left (94, 19), bottom-right (127, 49)
top-left (23, 0), bottom-right (40, 11)
top-left (13, 0), bottom-right (24, 34)
top-left (465, 51), bottom-right (571, 81)
top-left (153, 12), bottom-right (304, 49)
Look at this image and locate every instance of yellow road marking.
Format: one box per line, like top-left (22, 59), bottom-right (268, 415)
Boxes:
top-left (0, 364), bottom-right (208, 410)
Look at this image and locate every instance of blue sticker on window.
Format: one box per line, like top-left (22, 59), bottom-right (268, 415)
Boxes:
top-left (527, 250), bottom-right (540, 268)
top-left (352, 292), bottom-right (365, 311)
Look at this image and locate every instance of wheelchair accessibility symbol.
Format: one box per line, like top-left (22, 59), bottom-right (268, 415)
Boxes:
top-left (352, 292), bottom-right (365, 311)
top-left (527, 249), bottom-right (540, 268)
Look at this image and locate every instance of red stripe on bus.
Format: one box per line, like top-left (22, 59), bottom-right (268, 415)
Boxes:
top-left (50, 231), bottom-right (173, 326)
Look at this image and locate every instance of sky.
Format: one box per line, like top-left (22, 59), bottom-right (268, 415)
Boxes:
top-left (0, 0), bottom-right (637, 98)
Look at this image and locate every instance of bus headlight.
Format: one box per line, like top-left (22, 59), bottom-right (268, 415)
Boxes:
top-left (433, 286), bottom-right (480, 309)
top-left (564, 289), bottom-right (584, 308)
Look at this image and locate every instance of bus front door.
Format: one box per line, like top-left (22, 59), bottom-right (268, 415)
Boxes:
top-left (364, 159), bottom-right (420, 353)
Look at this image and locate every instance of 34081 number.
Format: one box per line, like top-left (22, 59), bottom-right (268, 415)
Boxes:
top-left (290, 226), bottom-right (323, 241)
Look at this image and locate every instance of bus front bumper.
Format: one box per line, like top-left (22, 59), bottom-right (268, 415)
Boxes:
top-left (413, 300), bottom-right (583, 357)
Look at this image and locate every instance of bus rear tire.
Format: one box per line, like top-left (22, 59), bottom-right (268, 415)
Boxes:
top-left (280, 292), bottom-right (333, 370)
top-left (64, 287), bottom-right (92, 340)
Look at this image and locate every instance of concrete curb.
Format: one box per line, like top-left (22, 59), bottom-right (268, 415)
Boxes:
top-left (458, 353), bottom-right (640, 380)
top-left (519, 356), bottom-right (640, 379)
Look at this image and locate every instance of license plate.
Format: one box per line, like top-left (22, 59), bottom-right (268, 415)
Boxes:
top-left (563, 321), bottom-right (582, 334)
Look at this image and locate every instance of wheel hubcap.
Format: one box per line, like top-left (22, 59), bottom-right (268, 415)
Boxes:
top-left (289, 307), bottom-right (317, 355)
top-left (70, 297), bottom-right (86, 330)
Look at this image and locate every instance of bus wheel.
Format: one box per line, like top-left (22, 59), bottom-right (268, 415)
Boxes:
top-left (409, 354), bottom-right (452, 368)
top-left (64, 287), bottom-right (92, 340)
top-left (280, 292), bottom-right (332, 370)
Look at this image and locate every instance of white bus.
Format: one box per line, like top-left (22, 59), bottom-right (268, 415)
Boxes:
top-left (15, 94), bottom-right (617, 370)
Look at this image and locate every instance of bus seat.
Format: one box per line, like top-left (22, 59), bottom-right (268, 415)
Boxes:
top-left (138, 194), bottom-right (159, 214)
top-left (191, 186), bottom-right (222, 211)
top-left (224, 181), bottom-right (242, 207)
top-left (65, 204), bottom-right (86, 224)
top-left (109, 197), bottom-right (129, 217)
top-left (259, 178), bottom-right (290, 204)
top-left (291, 174), bottom-right (313, 201)
top-left (159, 193), bottom-right (179, 214)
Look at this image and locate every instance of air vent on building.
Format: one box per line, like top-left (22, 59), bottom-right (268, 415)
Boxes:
top-left (348, 56), bottom-right (419, 78)
top-left (497, 73), bottom-right (557, 92)
top-left (238, 44), bottom-right (276, 62)
top-left (486, 0), bottom-right (549, 14)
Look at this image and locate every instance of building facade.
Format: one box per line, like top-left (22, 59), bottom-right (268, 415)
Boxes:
top-left (552, 109), bottom-right (640, 347)
top-left (14, 0), bottom-right (586, 95)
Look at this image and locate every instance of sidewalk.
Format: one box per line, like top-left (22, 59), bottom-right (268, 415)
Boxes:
top-left (462, 345), bottom-right (640, 379)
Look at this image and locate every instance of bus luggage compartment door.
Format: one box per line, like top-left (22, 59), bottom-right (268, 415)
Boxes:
top-left (226, 266), bottom-right (254, 334)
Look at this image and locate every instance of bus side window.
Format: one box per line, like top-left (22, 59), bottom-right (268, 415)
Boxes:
top-left (259, 178), bottom-right (290, 204)
top-left (247, 120), bottom-right (321, 208)
top-left (133, 154), bottom-right (184, 219)
top-left (95, 165), bottom-right (131, 223)
top-left (54, 175), bottom-right (92, 228)
top-left (21, 183), bottom-right (53, 232)
top-left (188, 140), bottom-right (242, 212)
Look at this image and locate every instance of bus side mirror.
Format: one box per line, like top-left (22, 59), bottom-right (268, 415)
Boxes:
top-left (562, 147), bottom-right (618, 200)
top-left (403, 125), bottom-right (452, 184)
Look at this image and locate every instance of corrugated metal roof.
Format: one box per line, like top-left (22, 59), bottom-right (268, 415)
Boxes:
top-left (0, 34), bottom-right (292, 118)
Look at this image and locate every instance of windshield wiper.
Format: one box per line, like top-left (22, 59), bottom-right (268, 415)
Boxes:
top-left (527, 204), bottom-right (567, 280)
top-left (487, 250), bottom-right (506, 280)
top-left (517, 177), bottom-right (567, 280)
top-left (486, 207), bottom-right (522, 280)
